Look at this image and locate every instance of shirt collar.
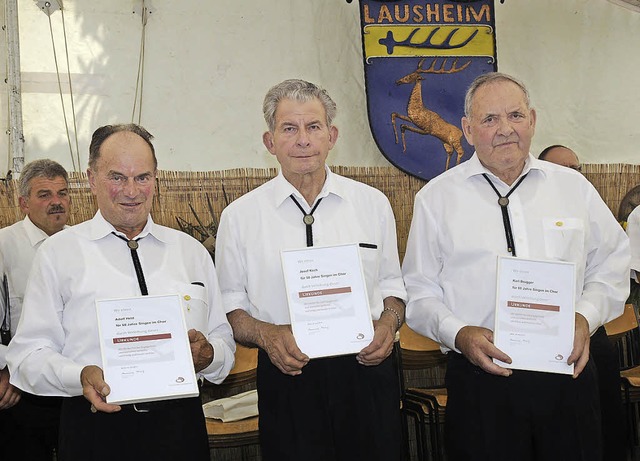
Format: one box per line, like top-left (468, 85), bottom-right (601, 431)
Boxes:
top-left (273, 165), bottom-right (344, 209)
top-left (88, 210), bottom-right (173, 244)
top-left (22, 215), bottom-right (50, 248)
top-left (463, 152), bottom-right (545, 185)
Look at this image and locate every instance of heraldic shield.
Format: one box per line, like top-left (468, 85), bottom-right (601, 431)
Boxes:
top-left (357, 0), bottom-right (497, 181)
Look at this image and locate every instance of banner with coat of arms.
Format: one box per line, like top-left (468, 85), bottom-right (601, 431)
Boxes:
top-left (357, 0), bottom-right (497, 181)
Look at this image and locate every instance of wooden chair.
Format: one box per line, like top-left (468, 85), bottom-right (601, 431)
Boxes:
top-left (605, 304), bottom-right (640, 452)
top-left (201, 343), bottom-right (260, 455)
top-left (606, 303), bottom-right (640, 369)
top-left (397, 324), bottom-right (448, 461)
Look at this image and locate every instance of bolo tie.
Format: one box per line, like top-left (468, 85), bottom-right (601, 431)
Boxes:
top-left (0, 274), bottom-right (10, 345)
top-left (289, 195), bottom-right (323, 247)
top-left (112, 232), bottom-right (148, 295)
top-left (482, 173), bottom-right (529, 257)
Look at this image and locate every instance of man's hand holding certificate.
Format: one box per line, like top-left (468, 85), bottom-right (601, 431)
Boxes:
top-left (96, 294), bottom-right (199, 404)
top-left (494, 257), bottom-right (576, 375)
top-left (281, 244), bottom-right (374, 359)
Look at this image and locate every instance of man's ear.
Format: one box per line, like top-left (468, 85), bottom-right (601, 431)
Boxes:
top-left (328, 125), bottom-right (339, 149)
top-left (263, 131), bottom-right (275, 155)
top-left (87, 168), bottom-right (96, 193)
top-left (461, 117), bottom-right (474, 146)
top-left (18, 196), bottom-right (28, 214)
top-left (529, 108), bottom-right (537, 131)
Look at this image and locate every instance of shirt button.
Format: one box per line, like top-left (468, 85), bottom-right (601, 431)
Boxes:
top-left (184, 295), bottom-right (191, 301)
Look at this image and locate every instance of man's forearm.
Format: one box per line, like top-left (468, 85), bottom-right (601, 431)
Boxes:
top-left (227, 308), bottom-right (269, 350)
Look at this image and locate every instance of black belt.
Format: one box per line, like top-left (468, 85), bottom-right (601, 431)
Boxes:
top-left (120, 397), bottom-right (194, 413)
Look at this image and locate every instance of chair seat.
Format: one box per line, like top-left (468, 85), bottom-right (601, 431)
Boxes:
top-left (621, 366), bottom-right (640, 391)
top-left (206, 416), bottom-right (260, 448)
top-left (406, 387), bottom-right (448, 408)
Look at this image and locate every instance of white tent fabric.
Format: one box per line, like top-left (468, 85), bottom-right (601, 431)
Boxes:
top-left (2, 0), bottom-right (639, 174)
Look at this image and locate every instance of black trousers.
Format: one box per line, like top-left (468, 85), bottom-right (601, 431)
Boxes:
top-left (58, 396), bottom-right (209, 461)
top-left (590, 326), bottom-right (626, 461)
top-left (257, 350), bottom-right (403, 461)
top-left (445, 352), bottom-right (602, 461)
top-left (0, 392), bottom-right (61, 461)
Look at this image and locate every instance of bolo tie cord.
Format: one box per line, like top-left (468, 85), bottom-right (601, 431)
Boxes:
top-left (112, 232), bottom-right (149, 295)
top-left (289, 195), bottom-right (323, 247)
top-left (482, 173), bottom-right (529, 257)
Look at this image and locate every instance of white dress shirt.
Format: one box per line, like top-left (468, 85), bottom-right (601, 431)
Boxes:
top-left (0, 216), bottom-right (54, 369)
top-left (626, 205), bottom-right (640, 280)
top-left (215, 167), bottom-right (407, 325)
top-left (7, 211), bottom-right (235, 396)
top-left (403, 153), bottom-right (630, 352)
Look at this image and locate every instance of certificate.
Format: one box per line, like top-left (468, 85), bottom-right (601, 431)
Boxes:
top-left (96, 294), bottom-right (199, 404)
top-left (493, 256), bottom-right (576, 375)
top-left (281, 244), bottom-right (374, 358)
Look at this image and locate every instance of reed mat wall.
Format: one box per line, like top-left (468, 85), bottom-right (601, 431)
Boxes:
top-left (0, 164), bottom-right (635, 260)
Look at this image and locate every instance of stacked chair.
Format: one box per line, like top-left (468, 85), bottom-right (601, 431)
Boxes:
top-left (397, 324), bottom-right (448, 461)
top-left (605, 303), bottom-right (640, 454)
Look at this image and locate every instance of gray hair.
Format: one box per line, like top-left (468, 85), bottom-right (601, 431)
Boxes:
top-left (19, 159), bottom-right (69, 198)
top-left (89, 123), bottom-right (156, 171)
top-left (464, 72), bottom-right (531, 118)
top-left (263, 79), bottom-right (337, 132)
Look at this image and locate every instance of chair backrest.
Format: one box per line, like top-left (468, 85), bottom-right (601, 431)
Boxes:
top-left (605, 304), bottom-right (639, 340)
top-left (605, 303), bottom-right (640, 369)
top-left (201, 343), bottom-right (258, 402)
top-left (397, 324), bottom-right (447, 377)
top-left (224, 343), bottom-right (258, 385)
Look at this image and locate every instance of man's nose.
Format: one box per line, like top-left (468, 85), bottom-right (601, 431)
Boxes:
top-left (496, 117), bottom-right (514, 136)
top-left (123, 178), bottom-right (138, 197)
top-left (296, 128), bottom-right (311, 147)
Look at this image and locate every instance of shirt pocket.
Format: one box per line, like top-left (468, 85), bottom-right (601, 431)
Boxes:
top-left (358, 243), bottom-right (380, 289)
top-left (175, 283), bottom-right (209, 332)
top-left (542, 218), bottom-right (585, 262)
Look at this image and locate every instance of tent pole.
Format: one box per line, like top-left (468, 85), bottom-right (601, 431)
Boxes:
top-left (5, 0), bottom-right (24, 175)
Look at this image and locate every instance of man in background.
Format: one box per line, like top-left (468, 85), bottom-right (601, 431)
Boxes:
top-left (538, 144), bottom-right (581, 171)
top-left (216, 79), bottom-right (407, 461)
top-left (7, 124), bottom-right (235, 461)
top-left (0, 159), bottom-right (70, 460)
top-left (540, 144), bottom-right (626, 461)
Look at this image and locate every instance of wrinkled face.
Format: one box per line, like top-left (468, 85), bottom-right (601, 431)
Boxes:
top-left (87, 131), bottom-right (156, 239)
top-left (542, 147), bottom-right (581, 171)
top-left (19, 176), bottom-right (70, 236)
top-left (263, 97), bottom-right (338, 180)
top-left (462, 80), bottom-right (536, 181)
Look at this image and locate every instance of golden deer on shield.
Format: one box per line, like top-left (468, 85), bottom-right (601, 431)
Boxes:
top-left (391, 58), bottom-right (470, 170)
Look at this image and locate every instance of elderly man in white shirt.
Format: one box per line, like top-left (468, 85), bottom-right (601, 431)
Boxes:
top-left (7, 124), bottom-right (235, 461)
top-left (216, 79), bottom-right (407, 461)
top-left (403, 73), bottom-right (629, 461)
top-left (0, 159), bottom-right (69, 461)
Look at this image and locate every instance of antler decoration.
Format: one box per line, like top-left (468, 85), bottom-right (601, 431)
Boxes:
top-left (175, 189), bottom-right (229, 261)
top-left (417, 57), bottom-right (472, 74)
top-left (379, 27), bottom-right (478, 55)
